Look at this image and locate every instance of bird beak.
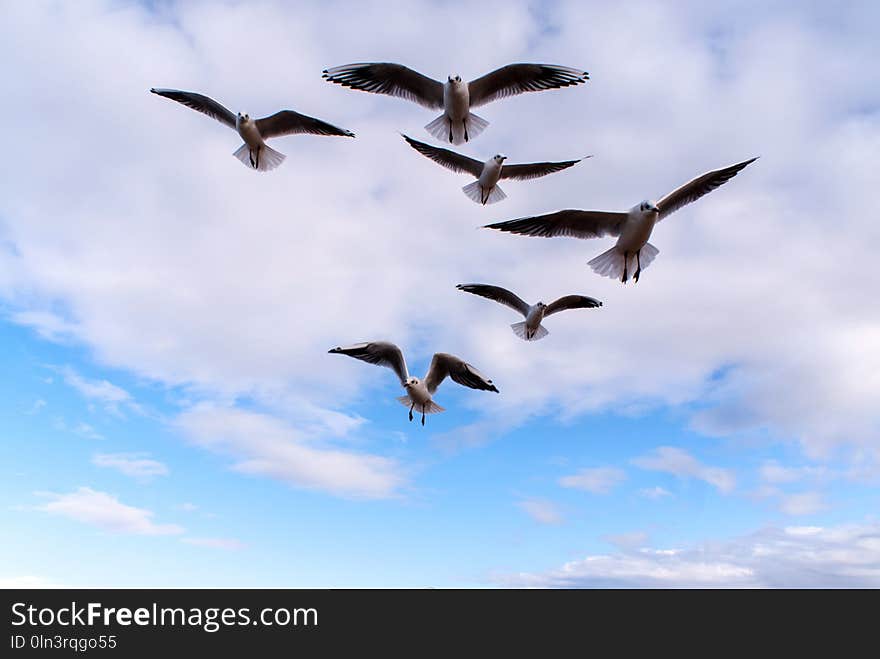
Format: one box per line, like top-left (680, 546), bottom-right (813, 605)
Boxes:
top-left (651, 206), bottom-right (660, 213)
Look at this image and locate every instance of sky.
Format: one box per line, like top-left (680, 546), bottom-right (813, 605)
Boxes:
top-left (1, 0), bottom-right (879, 588)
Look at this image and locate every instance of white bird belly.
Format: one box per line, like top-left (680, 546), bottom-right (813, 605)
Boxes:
top-left (406, 382), bottom-right (433, 406)
top-left (616, 213), bottom-right (656, 252)
top-left (444, 83), bottom-right (470, 121)
top-left (237, 121), bottom-right (264, 148)
top-left (525, 306), bottom-right (545, 332)
top-left (479, 162), bottom-right (502, 188)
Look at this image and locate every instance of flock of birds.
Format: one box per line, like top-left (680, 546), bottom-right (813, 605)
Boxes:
top-left (151, 60), bottom-right (756, 425)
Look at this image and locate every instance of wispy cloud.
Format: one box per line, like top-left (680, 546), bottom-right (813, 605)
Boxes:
top-left (92, 453), bottom-right (169, 481)
top-left (633, 447), bottom-right (735, 494)
top-left (639, 486), bottom-right (672, 500)
top-left (57, 366), bottom-right (142, 416)
top-left (175, 404), bottom-right (406, 500)
top-left (181, 537), bottom-right (246, 551)
top-left (501, 522), bottom-right (880, 588)
top-left (517, 498), bottom-right (564, 525)
top-left (34, 487), bottom-right (183, 536)
top-left (558, 467), bottom-right (626, 494)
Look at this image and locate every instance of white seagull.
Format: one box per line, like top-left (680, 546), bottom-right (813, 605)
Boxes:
top-left (484, 158), bottom-right (758, 283)
top-left (329, 342), bottom-right (499, 425)
top-left (150, 88), bottom-right (355, 171)
top-left (403, 135), bottom-right (585, 205)
top-left (457, 284), bottom-right (602, 341)
top-left (323, 62), bottom-right (588, 145)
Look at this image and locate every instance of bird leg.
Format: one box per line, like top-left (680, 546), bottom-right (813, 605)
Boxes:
top-left (634, 250), bottom-right (642, 283)
top-left (621, 251), bottom-right (629, 284)
top-left (421, 405), bottom-right (426, 426)
top-left (463, 119), bottom-right (469, 142)
top-left (249, 149), bottom-right (257, 169)
top-left (408, 402), bottom-right (414, 422)
top-left (448, 122), bottom-right (453, 143)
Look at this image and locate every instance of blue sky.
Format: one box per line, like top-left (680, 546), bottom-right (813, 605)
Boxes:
top-left (1, 0), bottom-right (879, 587)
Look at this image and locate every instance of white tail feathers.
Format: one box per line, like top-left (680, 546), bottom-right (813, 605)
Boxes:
top-left (233, 143), bottom-right (286, 172)
top-left (511, 321), bottom-right (549, 341)
top-left (396, 395), bottom-right (445, 414)
top-left (462, 181), bottom-right (507, 205)
top-left (588, 242), bottom-right (660, 281)
top-left (424, 112), bottom-right (489, 145)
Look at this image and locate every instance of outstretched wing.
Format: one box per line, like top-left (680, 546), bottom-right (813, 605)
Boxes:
top-left (484, 209), bottom-right (628, 240)
top-left (500, 157), bottom-right (585, 181)
top-left (544, 295), bottom-right (603, 317)
top-left (256, 111), bottom-right (355, 139)
top-left (150, 88), bottom-right (236, 129)
top-left (657, 157), bottom-right (758, 222)
top-left (328, 342), bottom-right (408, 384)
top-left (424, 353), bottom-right (499, 395)
top-left (467, 64), bottom-right (588, 108)
top-left (456, 284), bottom-right (530, 316)
top-left (402, 135), bottom-right (483, 177)
top-left (323, 63), bottom-right (444, 109)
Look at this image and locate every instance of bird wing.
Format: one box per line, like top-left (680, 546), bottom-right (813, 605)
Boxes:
top-left (328, 342), bottom-right (408, 385)
top-left (544, 294), bottom-right (603, 317)
top-left (484, 209), bottom-right (628, 239)
top-left (657, 157), bottom-right (758, 222)
top-left (402, 135), bottom-right (484, 176)
top-left (467, 64), bottom-right (589, 108)
top-left (456, 284), bottom-right (530, 316)
top-left (424, 353), bottom-right (499, 395)
top-left (500, 158), bottom-right (584, 181)
top-left (256, 110), bottom-right (355, 139)
top-left (150, 88), bottom-right (237, 129)
top-left (322, 63), bottom-right (444, 109)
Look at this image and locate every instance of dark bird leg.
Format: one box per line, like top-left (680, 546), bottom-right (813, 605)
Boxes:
top-left (249, 148), bottom-right (257, 169)
top-left (421, 405), bottom-right (426, 426)
top-left (622, 251), bottom-right (629, 284)
top-left (448, 121), bottom-right (453, 143)
top-left (408, 402), bottom-right (414, 422)
top-left (634, 250), bottom-right (642, 283)
top-left (463, 119), bottom-right (469, 142)
top-left (482, 187), bottom-right (488, 205)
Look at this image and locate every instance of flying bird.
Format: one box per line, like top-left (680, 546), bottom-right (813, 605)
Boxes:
top-left (323, 62), bottom-right (588, 145)
top-left (402, 135), bottom-right (585, 205)
top-left (484, 158), bottom-right (758, 283)
top-left (328, 342), bottom-right (498, 425)
top-left (150, 88), bottom-right (355, 171)
top-left (457, 284), bottom-right (602, 341)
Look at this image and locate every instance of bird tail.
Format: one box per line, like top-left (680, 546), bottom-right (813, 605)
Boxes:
top-left (510, 321), bottom-right (549, 341)
top-left (462, 181), bottom-right (507, 205)
top-left (588, 242), bottom-right (660, 281)
top-left (233, 143), bottom-right (286, 172)
top-left (396, 396), bottom-right (445, 414)
top-left (424, 112), bottom-right (489, 145)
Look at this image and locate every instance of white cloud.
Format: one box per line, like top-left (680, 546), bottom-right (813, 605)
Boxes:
top-left (181, 537), bottom-right (245, 551)
top-left (518, 498), bottom-right (564, 525)
top-left (778, 491), bottom-right (827, 516)
top-left (0, 575), bottom-right (67, 588)
top-left (92, 452), bottom-right (169, 481)
top-left (25, 399), bottom-right (47, 415)
top-left (176, 502), bottom-right (199, 512)
top-left (175, 404), bottom-right (405, 499)
top-left (73, 422), bottom-right (104, 441)
top-left (558, 467), bottom-right (626, 494)
top-left (639, 486), bottom-right (672, 499)
top-left (633, 447), bottom-right (735, 493)
top-left (502, 521), bottom-right (880, 587)
top-left (57, 366), bottom-right (142, 416)
top-left (35, 487), bottom-right (184, 535)
top-left (759, 461), bottom-right (827, 484)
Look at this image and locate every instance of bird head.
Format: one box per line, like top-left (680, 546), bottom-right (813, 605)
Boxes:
top-left (404, 377), bottom-right (420, 388)
top-left (639, 200), bottom-right (660, 214)
top-left (536, 301), bottom-right (547, 309)
top-left (493, 154), bottom-right (507, 163)
top-left (448, 74), bottom-right (462, 84)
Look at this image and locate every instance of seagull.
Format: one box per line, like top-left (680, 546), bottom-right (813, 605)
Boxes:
top-left (323, 62), bottom-right (588, 145)
top-left (150, 88), bottom-right (355, 171)
top-left (402, 135), bottom-right (585, 205)
top-left (484, 158), bottom-right (758, 283)
top-left (328, 342), bottom-right (499, 425)
top-left (457, 284), bottom-right (602, 341)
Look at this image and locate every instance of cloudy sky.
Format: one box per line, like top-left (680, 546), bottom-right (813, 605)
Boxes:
top-left (1, 0), bottom-right (879, 588)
